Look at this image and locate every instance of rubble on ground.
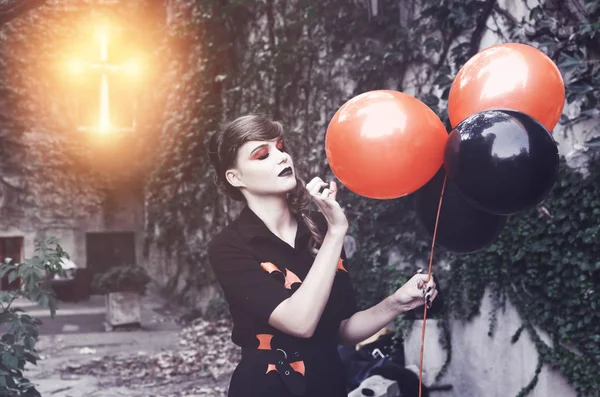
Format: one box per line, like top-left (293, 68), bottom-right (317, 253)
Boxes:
top-left (61, 317), bottom-right (240, 396)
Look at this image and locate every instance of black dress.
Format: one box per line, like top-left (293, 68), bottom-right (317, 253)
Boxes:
top-left (207, 206), bottom-right (359, 397)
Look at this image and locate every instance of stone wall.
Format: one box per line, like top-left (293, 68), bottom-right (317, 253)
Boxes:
top-left (145, 1), bottom-right (597, 395)
top-left (404, 291), bottom-right (577, 397)
top-left (400, 1), bottom-right (595, 395)
top-left (0, 185), bottom-right (143, 271)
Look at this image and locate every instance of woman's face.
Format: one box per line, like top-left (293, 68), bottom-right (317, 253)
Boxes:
top-left (225, 137), bottom-right (297, 198)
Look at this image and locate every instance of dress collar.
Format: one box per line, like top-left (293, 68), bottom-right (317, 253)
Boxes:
top-left (235, 205), bottom-right (311, 247)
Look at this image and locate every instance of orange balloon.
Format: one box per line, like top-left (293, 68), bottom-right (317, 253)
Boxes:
top-left (448, 43), bottom-right (565, 131)
top-left (325, 90), bottom-right (448, 200)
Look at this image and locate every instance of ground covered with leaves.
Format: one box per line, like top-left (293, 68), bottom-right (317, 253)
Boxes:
top-left (61, 317), bottom-right (239, 397)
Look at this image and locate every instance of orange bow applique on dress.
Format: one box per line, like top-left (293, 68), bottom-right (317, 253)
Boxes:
top-left (261, 262), bottom-right (303, 289)
top-left (261, 259), bottom-right (344, 288)
top-left (337, 258), bottom-right (348, 273)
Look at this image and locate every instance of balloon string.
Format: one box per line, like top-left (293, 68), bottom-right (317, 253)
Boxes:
top-left (419, 174), bottom-right (447, 397)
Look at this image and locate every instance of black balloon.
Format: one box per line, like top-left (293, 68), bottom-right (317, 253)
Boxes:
top-left (415, 168), bottom-right (508, 254)
top-left (444, 109), bottom-right (559, 215)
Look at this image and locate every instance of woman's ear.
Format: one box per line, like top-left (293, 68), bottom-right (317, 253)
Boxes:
top-left (225, 169), bottom-right (244, 188)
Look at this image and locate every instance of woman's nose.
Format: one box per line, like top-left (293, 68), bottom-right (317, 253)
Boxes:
top-left (276, 151), bottom-right (289, 164)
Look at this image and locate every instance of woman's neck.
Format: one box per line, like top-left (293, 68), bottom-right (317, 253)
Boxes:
top-left (246, 196), bottom-right (297, 244)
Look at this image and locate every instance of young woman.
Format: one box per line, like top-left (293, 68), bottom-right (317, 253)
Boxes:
top-left (207, 115), bottom-right (437, 397)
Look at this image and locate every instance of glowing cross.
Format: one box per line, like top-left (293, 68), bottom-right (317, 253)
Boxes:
top-left (98, 29), bottom-right (111, 134)
top-left (68, 26), bottom-right (141, 134)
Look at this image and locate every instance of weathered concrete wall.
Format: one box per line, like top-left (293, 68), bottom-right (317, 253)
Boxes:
top-left (480, 0), bottom-right (600, 174)
top-left (400, 1), bottom-right (592, 396)
top-left (404, 291), bottom-right (576, 397)
top-left (0, 185), bottom-right (143, 270)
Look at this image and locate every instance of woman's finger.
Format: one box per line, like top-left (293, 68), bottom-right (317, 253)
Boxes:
top-left (310, 188), bottom-right (329, 201)
top-left (306, 177), bottom-right (325, 192)
top-left (308, 181), bottom-right (329, 196)
top-left (429, 289), bottom-right (438, 302)
top-left (426, 279), bottom-right (436, 294)
top-left (418, 274), bottom-right (435, 289)
top-left (305, 177), bottom-right (317, 191)
top-left (321, 188), bottom-right (332, 199)
top-left (426, 289), bottom-right (438, 308)
top-left (329, 181), bottom-right (338, 200)
top-left (413, 273), bottom-right (429, 289)
top-left (310, 189), bottom-right (335, 209)
top-left (313, 192), bottom-right (342, 216)
top-left (310, 182), bottom-right (327, 194)
top-left (425, 288), bottom-right (437, 301)
top-left (427, 274), bottom-right (435, 287)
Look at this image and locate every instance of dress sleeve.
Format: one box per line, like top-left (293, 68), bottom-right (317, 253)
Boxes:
top-left (207, 238), bottom-right (290, 325)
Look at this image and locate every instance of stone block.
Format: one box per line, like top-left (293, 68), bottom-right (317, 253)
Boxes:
top-left (348, 375), bottom-right (400, 397)
top-left (106, 291), bottom-right (141, 326)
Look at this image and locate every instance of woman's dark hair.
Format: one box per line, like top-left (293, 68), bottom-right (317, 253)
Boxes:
top-left (207, 114), bottom-right (323, 253)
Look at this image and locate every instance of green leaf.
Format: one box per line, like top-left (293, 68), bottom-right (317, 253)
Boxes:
top-left (13, 346), bottom-right (25, 361)
top-left (19, 380), bottom-right (35, 390)
top-left (568, 83), bottom-right (594, 94)
top-left (1, 334), bottom-right (15, 345)
top-left (583, 2), bottom-right (599, 15)
top-left (441, 86), bottom-right (451, 100)
top-left (433, 73), bottom-right (453, 87)
top-left (23, 337), bottom-right (36, 351)
top-left (2, 351), bottom-right (18, 370)
top-left (24, 352), bottom-right (37, 366)
top-left (0, 263), bottom-right (15, 278)
top-left (423, 36), bottom-right (441, 52)
top-left (8, 270), bottom-right (20, 284)
top-left (558, 54), bottom-right (582, 69)
top-left (529, 6), bottom-right (543, 21)
top-left (584, 136), bottom-right (600, 148)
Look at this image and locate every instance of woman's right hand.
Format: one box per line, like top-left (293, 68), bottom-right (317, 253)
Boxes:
top-left (305, 177), bottom-right (348, 234)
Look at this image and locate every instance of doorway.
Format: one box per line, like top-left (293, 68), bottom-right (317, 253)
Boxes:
top-left (85, 231), bottom-right (136, 276)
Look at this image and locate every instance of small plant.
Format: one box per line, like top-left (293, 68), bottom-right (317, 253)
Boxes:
top-left (203, 293), bottom-right (231, 321)
top-left (0, 237), bottom-right (66, 397)
top-left (91, 264), bottom-right (151, 295)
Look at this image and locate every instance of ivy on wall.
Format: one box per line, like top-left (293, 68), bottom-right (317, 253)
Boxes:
top-left (447, 157), bottom-right (600, 396)
top-left (143, 0), bottom-right (240, 300)
top-left (344, 2), bottom-right (600, 396)
top-left (0, 1), bottom-right (160, 228)
top-left (143, 0), bottom-right (600, 395)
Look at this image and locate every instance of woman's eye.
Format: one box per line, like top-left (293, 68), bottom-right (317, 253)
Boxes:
top-left (255, 142), bottom-right (284, 160)
top-left (256, 149), bottom-right (269, 160)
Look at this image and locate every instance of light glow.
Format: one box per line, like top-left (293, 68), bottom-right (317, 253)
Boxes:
top-left (67, 59), bottom-right (86, 74)
top-left (61, 23), bottom-right (147, 135)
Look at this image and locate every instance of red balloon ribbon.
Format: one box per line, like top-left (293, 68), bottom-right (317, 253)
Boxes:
top-left (419, 175), bottom-right (447, 397)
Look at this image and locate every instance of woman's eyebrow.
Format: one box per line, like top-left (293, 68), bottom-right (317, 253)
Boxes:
top-left (250, 143), bottom-right (269, 155)
top-left (250, 139), bottom-right (283, 155)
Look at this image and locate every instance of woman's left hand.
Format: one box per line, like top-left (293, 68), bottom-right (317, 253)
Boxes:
top-left (391, 272), bottom-right (437, 312)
